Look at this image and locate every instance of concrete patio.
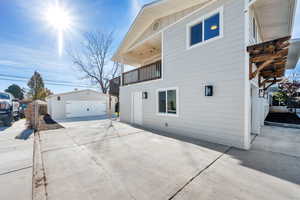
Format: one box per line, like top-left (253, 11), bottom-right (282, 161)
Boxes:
top-left (36, 117), bottom-right (300, 200)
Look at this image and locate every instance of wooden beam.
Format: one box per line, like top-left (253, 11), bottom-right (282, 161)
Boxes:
top-left (277, 41), bottom-right (290, 50)
top-left (259, 77), bottom-right (270, 88)
top-left (250, 48), bottom-right (288, 63)
top-left (265, 79), bottom-right (283, 83)
top-left (247, 36), bottom-right (290, 52)
top-left (264, 81), bottom-right (276, 90)
top-left (258, 74), bottom-right (262, 87)
top-left (250, 59), bottom-right (274, 80)
top-left (249, 61), bottom-right (253, 80)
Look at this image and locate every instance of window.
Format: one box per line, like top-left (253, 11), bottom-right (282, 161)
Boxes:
top-left (167, 90), bottom-right (177, 114)
top-left (158, 91), bottom-right (166, 113)
top-left (204, 13), bottom-right (220, 41)
top-left (190, 23), bottom-right (203, 46)
top-left (157, 88), bottom-right (178, 116)
top-left (188, 8), bottom-right (222, 48)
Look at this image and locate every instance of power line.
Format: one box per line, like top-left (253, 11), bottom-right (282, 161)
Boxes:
top-left (0, 77), bottom-right (97, 88)
top-left (0, 73), bottom-right (84, 84)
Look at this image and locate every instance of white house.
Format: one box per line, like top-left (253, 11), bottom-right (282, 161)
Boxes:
top-left (111, 0), bottom-right (300, 149)
top-left (46, 89), bottom-right (115, 120)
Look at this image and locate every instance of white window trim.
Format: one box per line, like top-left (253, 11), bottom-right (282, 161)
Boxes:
top-left (186, 7), bottom-right (224, 50)
top-left (156, 87), bottom-right (179, 117)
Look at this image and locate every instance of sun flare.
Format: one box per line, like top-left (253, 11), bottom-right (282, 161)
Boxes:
top-left (44, 1), bottom-right (73, 56)
top-left (45, 3), bottom-right (72, 31)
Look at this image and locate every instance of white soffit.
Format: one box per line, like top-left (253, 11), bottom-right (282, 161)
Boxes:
top-left (253, 0), bottom-right (296, 41)
top-left (287, 39), bottom-right (300, 69)
top-left (113, 0), bottom-right (213, 61)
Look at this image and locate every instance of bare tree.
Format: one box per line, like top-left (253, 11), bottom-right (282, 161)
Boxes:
top-left (69, 31), bottom-right (121, 94)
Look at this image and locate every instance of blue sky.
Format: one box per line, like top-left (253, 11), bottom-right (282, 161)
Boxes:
top-left (0, 0), bottom-right (299, 94)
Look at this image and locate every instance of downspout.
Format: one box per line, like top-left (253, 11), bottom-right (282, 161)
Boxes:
top-left (243, 0), bottom-right (251, 150)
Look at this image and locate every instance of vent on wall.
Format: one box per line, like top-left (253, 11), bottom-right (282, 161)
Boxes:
top-left (153, 20), bottom-right (161, 31)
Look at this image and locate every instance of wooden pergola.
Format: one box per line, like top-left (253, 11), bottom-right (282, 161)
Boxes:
top-left (247, 36), bottom-right (291, 90)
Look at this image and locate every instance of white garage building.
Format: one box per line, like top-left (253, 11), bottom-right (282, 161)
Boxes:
top-left (46, 89), bottom-right (112, 120)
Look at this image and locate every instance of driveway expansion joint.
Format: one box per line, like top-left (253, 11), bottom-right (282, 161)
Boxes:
top-left (32, 131), bottom-right (48, 200)
top-left (168, 146), bottom-right (233, 200)
top-left (0, 166), bottom-right (32, 176)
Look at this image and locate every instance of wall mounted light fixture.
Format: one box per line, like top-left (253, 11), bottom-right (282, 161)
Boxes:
top-left (205, 85), bottom-right (213, 96)
top-left (142, 92), bottom-right (148, 99)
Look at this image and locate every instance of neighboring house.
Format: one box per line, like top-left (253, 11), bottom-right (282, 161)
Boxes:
top-left (111, 0), bottom-right (300, 149)
top-left (46, 89), bottom-right (115, 120)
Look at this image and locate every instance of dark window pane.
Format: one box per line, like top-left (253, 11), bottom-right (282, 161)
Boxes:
top-left (204, 13), bottom-right (220, 41)
top-left (167, 90), bottom-right (177, 114)
top-left (253, 18), bottom-right (256, 39)
top-left (190, 23), bottom-right (203, 46)
top-left (158, 91), bottom-right (166, 113)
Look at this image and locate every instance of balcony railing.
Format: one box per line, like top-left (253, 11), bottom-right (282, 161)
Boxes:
top-left (122, 60), bottom-right (162, 86)
top-left (109, 76), bottom-right (120, 96)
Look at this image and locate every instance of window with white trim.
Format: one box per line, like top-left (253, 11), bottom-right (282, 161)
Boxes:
top-left (158, 89), bottom-right (177, 115)
top-left (188, 9), bottom-right (222, 48)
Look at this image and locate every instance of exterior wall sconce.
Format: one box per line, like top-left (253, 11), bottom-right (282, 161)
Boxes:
top-left (259, 89), bottom-right (265, 98)
top-left (205, 85), bottom-right (213, 96)
top-left (142, 92), bottom-right (148, 99)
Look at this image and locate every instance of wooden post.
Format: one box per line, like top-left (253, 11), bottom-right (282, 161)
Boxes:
top-left (249, 61), bottom-right (253, 80)
top-left (108, 94), bottom-right (112, 127)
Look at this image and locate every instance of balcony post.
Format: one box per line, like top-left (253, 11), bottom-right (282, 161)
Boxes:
top-left (138, 68), bottom-right (140, 82)
top-left (121, 60), bottom-right (124, 86)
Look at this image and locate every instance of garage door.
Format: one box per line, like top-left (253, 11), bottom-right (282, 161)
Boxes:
top-left (65, 101), bottom-right (106, 118)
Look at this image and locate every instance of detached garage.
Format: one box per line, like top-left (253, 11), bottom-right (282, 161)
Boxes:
top-left (46, 89), bottom-right (112, 120)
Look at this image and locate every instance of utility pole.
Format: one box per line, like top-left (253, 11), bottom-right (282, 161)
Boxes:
top-left (108, 94), bottom-right (113, 128)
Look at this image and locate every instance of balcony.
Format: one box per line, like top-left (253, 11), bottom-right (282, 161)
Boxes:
top-left (109, 60), bottom-right (162, 96)
top-left (122, 60), bottom-right (162, 86)
top-left (109, 76), bottom-right (121, 96)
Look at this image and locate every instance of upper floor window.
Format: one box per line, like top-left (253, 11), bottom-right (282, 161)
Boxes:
top-left (204, 13), bottom-right (220, 41)
top-left (190, 22), bottom-right (203, 46)
top-left (187, 8), bottom-right (223, 48)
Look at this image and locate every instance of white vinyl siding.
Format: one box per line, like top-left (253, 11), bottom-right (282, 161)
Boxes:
top-left (120, 0), bottom-right (247, 149)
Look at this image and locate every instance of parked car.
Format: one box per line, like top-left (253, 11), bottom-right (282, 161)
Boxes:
top-left (0, 92), bottom-right (20, 126)
top-left (19, 103), bottom-right (28, 118)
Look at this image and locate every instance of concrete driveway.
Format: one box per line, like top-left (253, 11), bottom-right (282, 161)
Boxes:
top-left (55, 115), bottom-right (114, 129)
top-left (0, 120), bottom-right (34, 200)
top-left (37, 118), bottom-right (300, 200)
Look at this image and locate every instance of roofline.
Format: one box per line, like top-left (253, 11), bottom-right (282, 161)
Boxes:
top-left (113, 0), bottom-right (298, 62)
top-left (46, 89), bottom-right (104, 100)
top-left (112, 0), bottom-right (166, 62)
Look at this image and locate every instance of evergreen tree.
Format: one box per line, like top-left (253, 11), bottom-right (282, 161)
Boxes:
top-left (5, 84), bottom-right (24, 99)
top-left (27, 71), bottom-right (52, 100)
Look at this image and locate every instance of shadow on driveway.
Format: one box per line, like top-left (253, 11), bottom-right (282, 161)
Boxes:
top-left (15, 129), bottom-right (34, 140)
top-left (138, 124), bottom-right (300, 186)
top-left (56, 115), bottom-right (116, 123)
top-left (0, 126), bottom-right (9, 132)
